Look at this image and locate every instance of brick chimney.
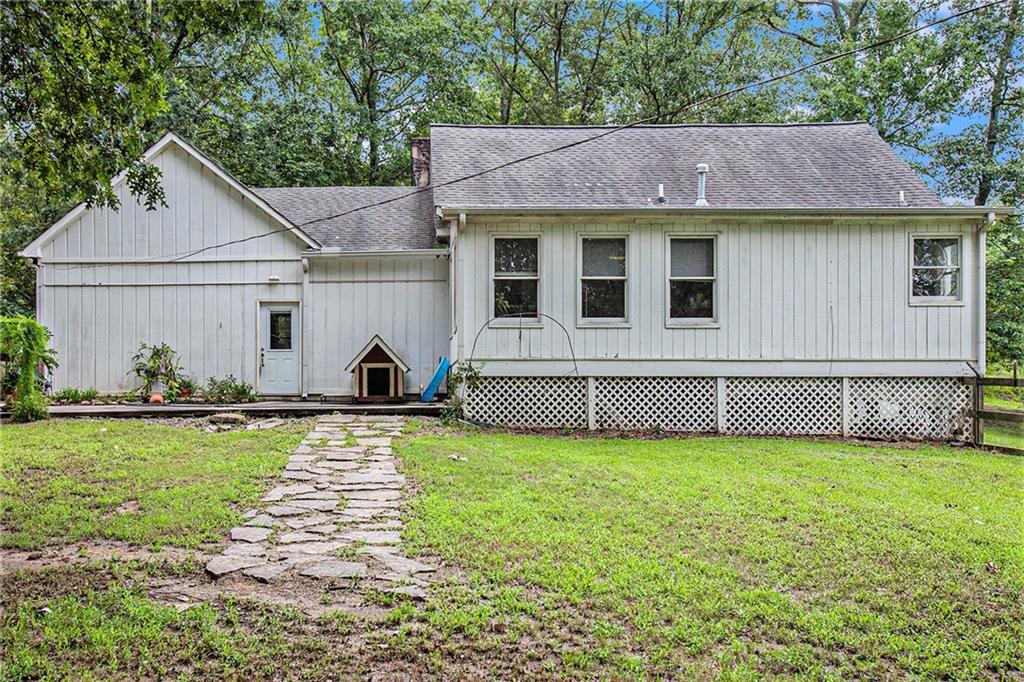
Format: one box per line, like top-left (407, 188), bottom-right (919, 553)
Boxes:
top-left (411, 137), bottom-right (430, 187)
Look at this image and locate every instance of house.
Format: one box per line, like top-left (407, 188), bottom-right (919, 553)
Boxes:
top-left (20, 123), bottom-right (1010, 440)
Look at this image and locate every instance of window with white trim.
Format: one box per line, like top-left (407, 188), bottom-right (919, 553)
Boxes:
top-left (668, 237), bottom-right (715, 321)
top-left (492, 237), bottom-right (538, 319)
top-left (911, 236), bottom-right (961, 300)
top-left (581, 237), bottom-right (627, 320)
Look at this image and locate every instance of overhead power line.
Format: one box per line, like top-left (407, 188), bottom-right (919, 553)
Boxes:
top-left (48, 0), bottom-right (1007, 267)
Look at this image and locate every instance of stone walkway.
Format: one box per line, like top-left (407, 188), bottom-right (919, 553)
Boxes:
top-left (204, 414), bottom-right (435, 599)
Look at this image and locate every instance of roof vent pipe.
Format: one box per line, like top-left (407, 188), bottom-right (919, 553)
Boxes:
top-left (657, 184), bottom-right (666, 203)
top-left (898, 190), bottom-right (908, 207)
top-left (694, 164), bottom-right (709, 207)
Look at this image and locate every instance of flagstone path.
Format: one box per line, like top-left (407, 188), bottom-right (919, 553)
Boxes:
top-left (204, 414), bottom-right (435, 599)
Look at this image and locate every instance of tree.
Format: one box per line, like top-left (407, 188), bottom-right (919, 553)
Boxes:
top-left (772, 1), bottom-right (972, 155)
top-left (472, 1), bottom-right (620, 125)
top-left (0, 0), bottom-right (265, 210)
top-left (317, 0), bottom-right (477, 184)
top-left (610, 2), bottom-right (795, 124)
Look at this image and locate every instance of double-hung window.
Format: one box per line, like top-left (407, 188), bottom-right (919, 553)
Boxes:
top-left (911, 236), bottom-right (961, 302)
top-left (668, 237), bottom-right (716, 323)
top-left (492, 237), bottom-right (539, 320)
top-left (580, 237), bottom-right (627, 321)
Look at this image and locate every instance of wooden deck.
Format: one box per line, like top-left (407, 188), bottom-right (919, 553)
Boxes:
top-left (28, 401), bottom-right (444, 419)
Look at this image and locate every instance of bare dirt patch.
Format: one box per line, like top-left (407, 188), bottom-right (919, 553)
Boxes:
top-left (0, 540), bottom-right (204, 577)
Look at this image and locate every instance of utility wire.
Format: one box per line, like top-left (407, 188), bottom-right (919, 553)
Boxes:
top-left (48, 0), bottom-right (1005, 268)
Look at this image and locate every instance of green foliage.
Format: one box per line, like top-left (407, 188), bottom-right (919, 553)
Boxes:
top-left (129, 342), bottom-right (182, 397)
top-left (987, 219), bottom-right (1024, 366)
top-left (202, 375), bottom-right (258, 404)
top-left (439, 361), bottom-right (482, 424)
top-left (10, 390), bottom-right (49, 423)
top-left (168, 375), bottom-right (201, 401)
top-left (0, 0), bottom-right (265, 210)
top-left (0, 316), bottom-right (57, 421)
top-left (51, 387), bottom-right (99, 404)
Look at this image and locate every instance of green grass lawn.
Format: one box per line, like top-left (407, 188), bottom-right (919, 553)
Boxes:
top-left (0, 419), bottom-right (305, 549)
top-left (400, 433), bottom-right (1024, 679)
top-left (985, 395), bottom-right (1024, 412)
top-left (2, 422), bottom-right (1022, 679)
top-left (982, 394), bottom-right (1024, 450)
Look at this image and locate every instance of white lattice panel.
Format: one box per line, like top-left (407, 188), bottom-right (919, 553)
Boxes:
top-left (849, 377), bottom-right (972, 441)
top-left (594, 376), bottom-right (716, 431)
top-left (723, 377), bottom-right (842, 435)
top-left (464, 376), bottom-right (587, 428)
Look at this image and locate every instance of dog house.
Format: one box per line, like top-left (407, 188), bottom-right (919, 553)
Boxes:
top-left (345, 335), bottom-right (410, 402)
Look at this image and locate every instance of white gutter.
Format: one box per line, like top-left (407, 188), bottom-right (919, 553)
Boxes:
top-left (439, 206), bottom-right (1014, 219)
top-left (303, 248), bottom-right (448, 258)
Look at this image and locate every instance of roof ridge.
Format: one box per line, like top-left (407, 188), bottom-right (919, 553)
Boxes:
top-left (430, 121), bottom-right (870, 130)
top-left (253, 185), bottom-right (415, 191)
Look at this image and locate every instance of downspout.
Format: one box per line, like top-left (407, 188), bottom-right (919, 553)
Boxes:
top-left (977, 214), bottom-right (992, 376)
top-left (301, 256), bottom-right (310, 399)
top-left (449, 213), bottom-right (464, 367)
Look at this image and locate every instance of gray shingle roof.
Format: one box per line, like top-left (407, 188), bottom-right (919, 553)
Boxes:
top-left (252, 186), bottom-right (437, 250)
top-left (429, 122), bottom-right (944, 209)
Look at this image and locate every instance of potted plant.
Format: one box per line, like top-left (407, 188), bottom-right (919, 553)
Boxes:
top-left (129, 343), bottom-right (182, 403)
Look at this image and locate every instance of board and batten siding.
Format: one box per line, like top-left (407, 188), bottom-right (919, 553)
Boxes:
top-left (35, 142), bottom-right (309, 392)
top-left (455, 216), bottom-right (980, 376)
top-left (306, 256), bottom-right (449, 396)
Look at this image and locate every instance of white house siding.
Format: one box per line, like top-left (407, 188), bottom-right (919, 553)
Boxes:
top-left (35, 143), bottom-right (309, 392)
top-left (454, 215), bottom-right (981, 376)
top-left (306, 256), bottom-right (450, 396)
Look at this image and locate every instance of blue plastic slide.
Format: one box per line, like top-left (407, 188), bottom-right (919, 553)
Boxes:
top-left (421, 357), bottom-right (450, 402)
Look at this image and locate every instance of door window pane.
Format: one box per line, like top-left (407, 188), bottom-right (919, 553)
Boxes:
top-left (269, 311), bottom-right (292, 350)
top-left (582, 279), bottom-right (626, 319)
top-left (582, 238), bottom-right (626, 277)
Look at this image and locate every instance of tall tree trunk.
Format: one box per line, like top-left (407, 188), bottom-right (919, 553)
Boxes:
top-left (975, 0), bottom-right (1020, 206)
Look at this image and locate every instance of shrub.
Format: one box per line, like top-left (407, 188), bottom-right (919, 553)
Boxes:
top-left (129, 343), bottom-right (181, 397)
top-left (11, 391), bottom-right (49, 421)
top-left (51, 387), bottom-right (99, 404)
top-left (203, 375), bottom-right (258, 404)
top-left (167, 375), bottom-right (201, 402)
top-left (439, 361), bottom-right (482, 424)
top-left (0, 316), bottom-right (58, 421)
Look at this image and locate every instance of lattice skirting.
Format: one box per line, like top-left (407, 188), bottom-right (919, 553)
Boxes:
top-left (849, 377), bottom-right (972, 442)
top-left (462, 375), bottom-right (587, 428)
top-left (464, 375), bottom-right (974, 442)
top-left (594, 376), bottom-right (716, 432)
top-left (722, 377), bottom-right (843, 436)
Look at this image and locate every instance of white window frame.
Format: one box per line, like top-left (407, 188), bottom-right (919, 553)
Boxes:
top-left (665, 233), bottom-right (719, 328)
top-left (909, 233), bottom-right (964, 306)
top-left (577, 233), bottom-right (630, 327)
top-left (489, 233), bottom-right (542, 327)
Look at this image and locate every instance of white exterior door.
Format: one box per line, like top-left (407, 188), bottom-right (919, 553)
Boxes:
top-left (259, 302), bottom-right (300, 395)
